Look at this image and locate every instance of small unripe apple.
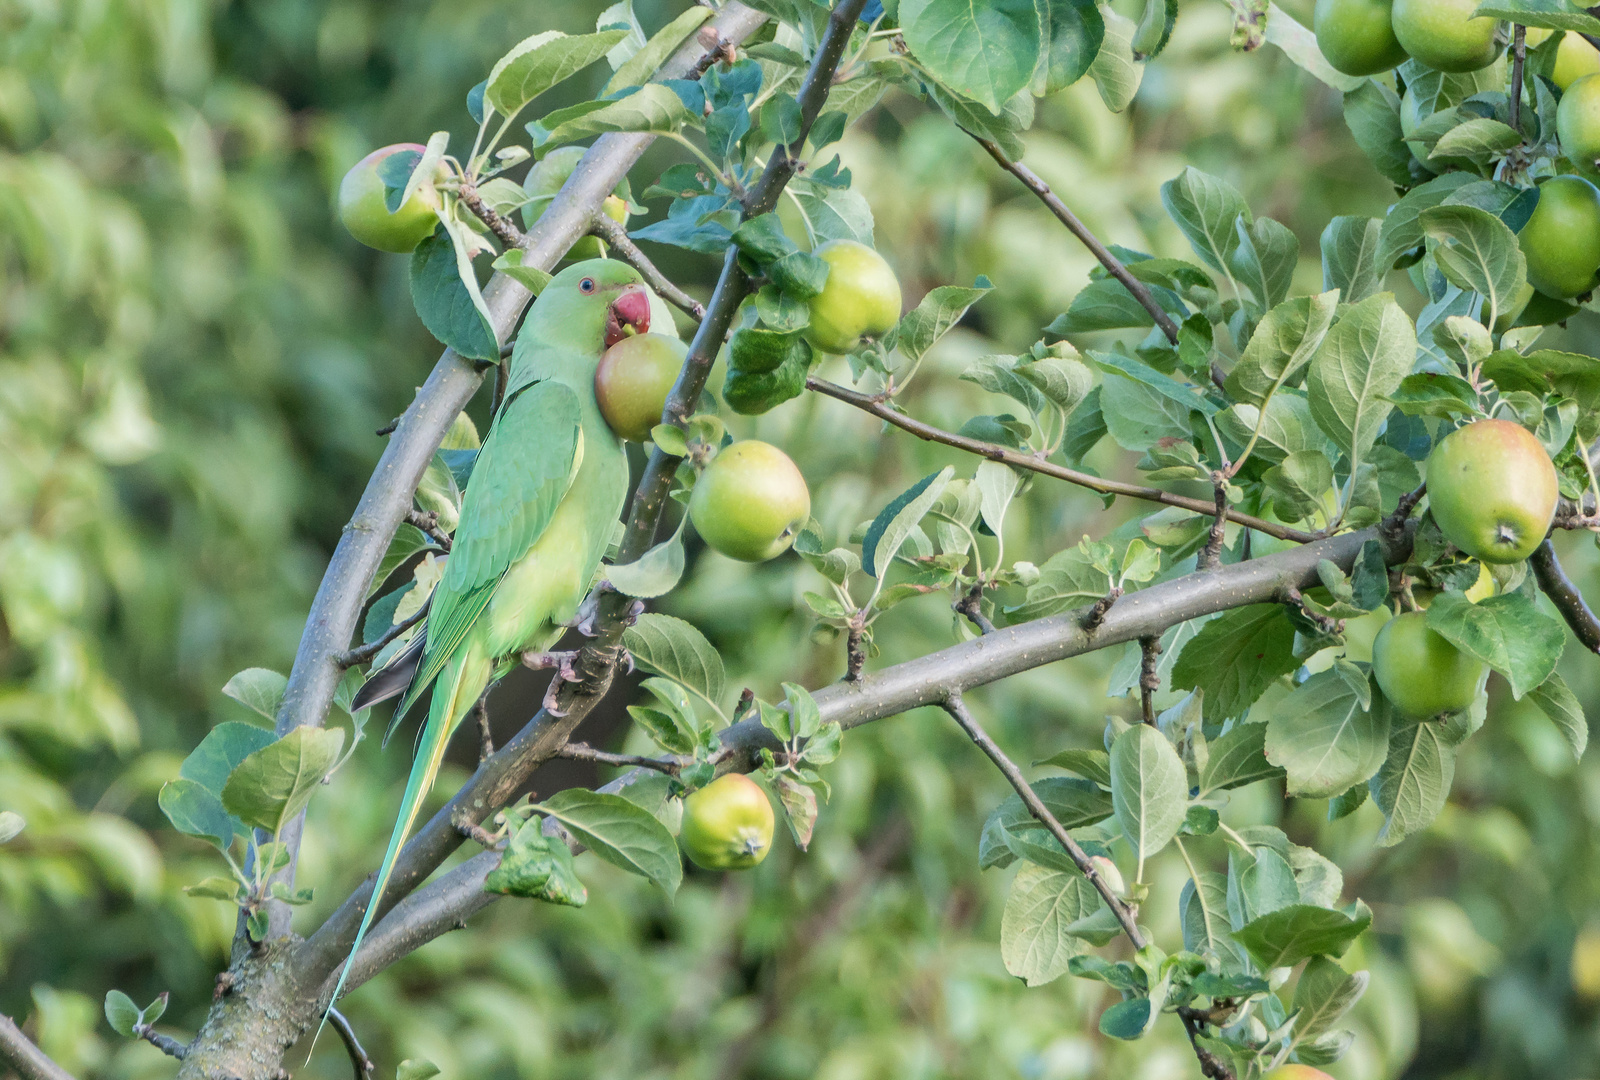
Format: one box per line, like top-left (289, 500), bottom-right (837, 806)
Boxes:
top-left (522, 146), bottom-right (629, 260)
top-left (1560, 74), bottom-right (1600, 173)
top-left (680, 773), bottom-right (775, 870)
top-left (1313, 0), bottom-right (1408, 76)
top-left (803, 240), bottom-right (902, 355)
top-left (689, 441), bottom-right (811, 562)
top-left (1519, 175), bottom-right (1600, 298)
top-left (1555, 32), bottom-right (1600, 89)
top-left (1372, 611), bottom-right (1485, 719)
top-left (594, 333), bottom-right (687, 442)
top-left (1391, 0), bottom-right (1501, 73)
top-left (337, 144), bottom-right (440, 253)
top-left (1426, 419), bottom-right (1559, 564)
top-left (1264, 1067), bottom-right (1336, 1080)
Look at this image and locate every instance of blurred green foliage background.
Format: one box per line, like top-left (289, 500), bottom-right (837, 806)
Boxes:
top-left (6, 0), bottom-right (1600, 1077)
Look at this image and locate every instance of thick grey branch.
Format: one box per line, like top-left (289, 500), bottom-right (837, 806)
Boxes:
top-left (346, 523), bottom-right (1414, 952)
top-left (0, 1015), bottom-right (77, 1080)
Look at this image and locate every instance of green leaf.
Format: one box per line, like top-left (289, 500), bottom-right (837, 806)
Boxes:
top-left (1528, 671), bottom-right (1588, 760)
top-left (622, 613), bottom-right (724, 710)
top-left (491, 249), bottom-right (553, 295)
top-left (397, 1060), bottom-right (442, 1080)
top-left (1226, 291), bottom-right (1340, 406)
top-left (900, 0), bottom-right (1043, 113)
top-left (1425, 591), bottom-right (1564, 699)
top-left (410, 232), bottom-right (498, 363)
top-left (1015, 353), bottom-right (1094, 413)
top-left (862, 467), bottom-right (953, 577)
top-left (180, 721), bottom-right (279, 794)
top-left (1036, 0), bottom-right (1105, 94)
top-left (1230, 845), bottom-right (1300, 926)
top-left (0, 811), bottom-right (22, 845)
top-left (220, 726), bottom-right (346, 835)
top-left (1088, 350), bottom-right (1218, 416)
top-left (1387, 371), bottom-right (1481, 418)
top-left (1264, 665), bottom-right (1390, 798)
top-left (1001, 862), bottom-right (1102, 986)
top-left (1172, 605), bottom-right (1300, 721)
top-left (1419, 204), bottom-right (1528, 328)
top-left (760, 91), bottom-right (803, 146)
top-left (158, 779), bottom-right (236, 850)
top-left (1230, 903), bottom-right (1371, 969)
top-left (1292, 957), bottom-right (1368, 1044)
top-left (606, 533), bottom-right (686, 598)
top-left (1471, 1), bottom-right (1600, 33)
top-left (1320, 216), bottom-right (1384, 305)
top-left (1181, 870), bottom-right (1244, 966)
top-left (1109, 724), bottom-right (1187, 860)
top-left (104, 990), bottom-right (140, 1038)
top-left (371, 524), bottom-right (436, 598)
top-left (182, 876), bottom-right (244, 901)
top-left (790, 182), bottom-right (876, 244)
top-left (1005, 544), bottom-right (1115, 621)
top-left (1305, 292), bottom-right (1415, 472)
top-left (978, 778), bottom-right (1114, 869)
top-left (1035, 748), bottom-right (1111, 786)
top-left (1343, 81), bottom-right (1414, 188)
top-left (534, 83), bottom-right (695, 150)
top-left (1088, 6), bottom-right (1143, 112)
top-left (1161, 167), bottom-right (1250, 276)
top-left (975, 460), bottom-right (1020, 536)
top-left (484, 817), bottom-right (588, 906)
top-left (603, 6), bottom-right (713, 94)
top-left (892, 280), bottom-right (992, 365)
top-left (1263, 449), bottom-right (1335, 522)
top-left (221, 668), bottom-right (287, 723)
top-left (1232, 215), bottom-right (1299, 309)
top-left (1199, 723), bottom-right (1284, 793)
top-left (1048, 277), bottom-right (1165, 332)
top-left (1376, 171), bottom-right (1480, 268)
top-left (537, 788), bottom-right (682, 898)
top-left (1370, 717), bottom-right (1455, 847)
top-left (486, 30), bottom-right (630, 117)
top-left (1098, 996), bottom-right (1158, 1040)
top-left (1430, 116), bottom-right (1521, 159)
top-left (1263, 0), bottom-right (1365, 90)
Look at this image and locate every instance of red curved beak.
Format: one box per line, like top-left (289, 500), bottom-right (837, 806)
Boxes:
top-left (605, 287), bottom-right (651, 348)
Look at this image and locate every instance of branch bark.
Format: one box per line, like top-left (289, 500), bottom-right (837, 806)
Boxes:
top-left (337, 522), bottom-right (1414, 956)
top-left (0, 1015), bottom-right (77, 1080)
top-left (967, 136), bottom-right (1182, 346)
top-left (806, 376), bottom-right (1316, 542)
top-left (1531, 538), bottom-right (1600, 654)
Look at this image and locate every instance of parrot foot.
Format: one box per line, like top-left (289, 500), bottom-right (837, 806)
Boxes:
top-left (522, 650), bottom-right (583, 716)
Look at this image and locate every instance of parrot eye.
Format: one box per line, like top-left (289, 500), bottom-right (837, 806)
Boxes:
top-left (579, 277), bottom-right (596, 294)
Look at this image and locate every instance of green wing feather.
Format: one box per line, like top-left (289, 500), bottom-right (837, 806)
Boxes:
top-left (389, 379), bottom-right (583, 732)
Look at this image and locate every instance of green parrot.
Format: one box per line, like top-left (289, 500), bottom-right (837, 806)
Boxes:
top-left (326, 258), bottom-right (655, 1019)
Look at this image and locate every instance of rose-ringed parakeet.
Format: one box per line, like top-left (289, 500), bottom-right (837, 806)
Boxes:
top-left (326, 258), bottom-right (654, 1019)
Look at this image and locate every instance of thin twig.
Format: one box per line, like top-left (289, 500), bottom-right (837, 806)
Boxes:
top-left (457, 180), bottom-right (525, 250)
top-left (941, 691), bottom-right (1146, 948)
top-left (0, 1014), bottom-right (77, 1080)
top-left (1531, 539), bottom-right (1600, 654)
top-left (557, 742), bottom-right (681, 773)
top-left (1178, 1008), bottom-right (1238, 1080)
top-left (405, 509), bottom-right (453, 552)
top-left (844, 616), bottom-right (868, 681)
top-left (968, 136), bottom-right (1181, 346)
top-left (1384, 483), bottom-right (1426, 541)
top-left (1139, 636), bottom-right (1161, 725)
top-left (326, 1007), bottom-right (375, 1080)
top-left (474, 694), bottom-right (495, 762)
top-left (1199, 474), bottom-right (1229, 571)
top-left (1080, 586), bottom-right (1122, 632)
top-left (1510, 24), bottom-right (1527, 134)
top-left (336, 602), bottom-right (427, 669)
top-left (953, 582), bottom-right (996, 635)
top-left (806, 377), bottom-right (1316, 542)
top-left (588, 214), bottom-right (707, 322)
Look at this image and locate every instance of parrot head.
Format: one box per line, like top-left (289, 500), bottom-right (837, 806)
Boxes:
top-left (508, 260), bottom-right (658, 389)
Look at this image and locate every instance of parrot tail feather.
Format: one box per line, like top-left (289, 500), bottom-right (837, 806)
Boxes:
top-left (350, 633), bottom-right (425, 713)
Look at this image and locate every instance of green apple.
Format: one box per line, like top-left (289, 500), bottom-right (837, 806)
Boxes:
top-left (1560, 74), bottom-right (1600, 173)
top-left (337, 143), bottom-right (440, 253)
top-left (1264, 1068), bottom-right (1336, 1080)
top-left (594, 333), bottom-right (688, 442)
top-left (680, 773), bottom-right (775, 870)
top-left (522, 145), bottom-right (630, 260)
top-left (1372, 610), bottom-right (1485, 719)
top-left (688, 441), bottom-right (811, 562)
top-left (1426, 419), bottom-right (1559, 564)
top-left (1391, 0), bottom-right (1502, 73)
top-left (1519, 175), bottom-right (1600, 298)
top-left (1556, 32), bottom-right (1600, 88)
top-left (803, 239), bottom-right (902, 355)
top-left (1314, 0), bottom-right (1408, 76)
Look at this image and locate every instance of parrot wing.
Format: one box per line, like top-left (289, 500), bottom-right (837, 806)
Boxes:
top-left (388, 378), bottom-right (584, 735)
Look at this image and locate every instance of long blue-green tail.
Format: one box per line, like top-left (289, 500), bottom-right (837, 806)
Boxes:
top-left (310, 649), bottom-right (476, 1052)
